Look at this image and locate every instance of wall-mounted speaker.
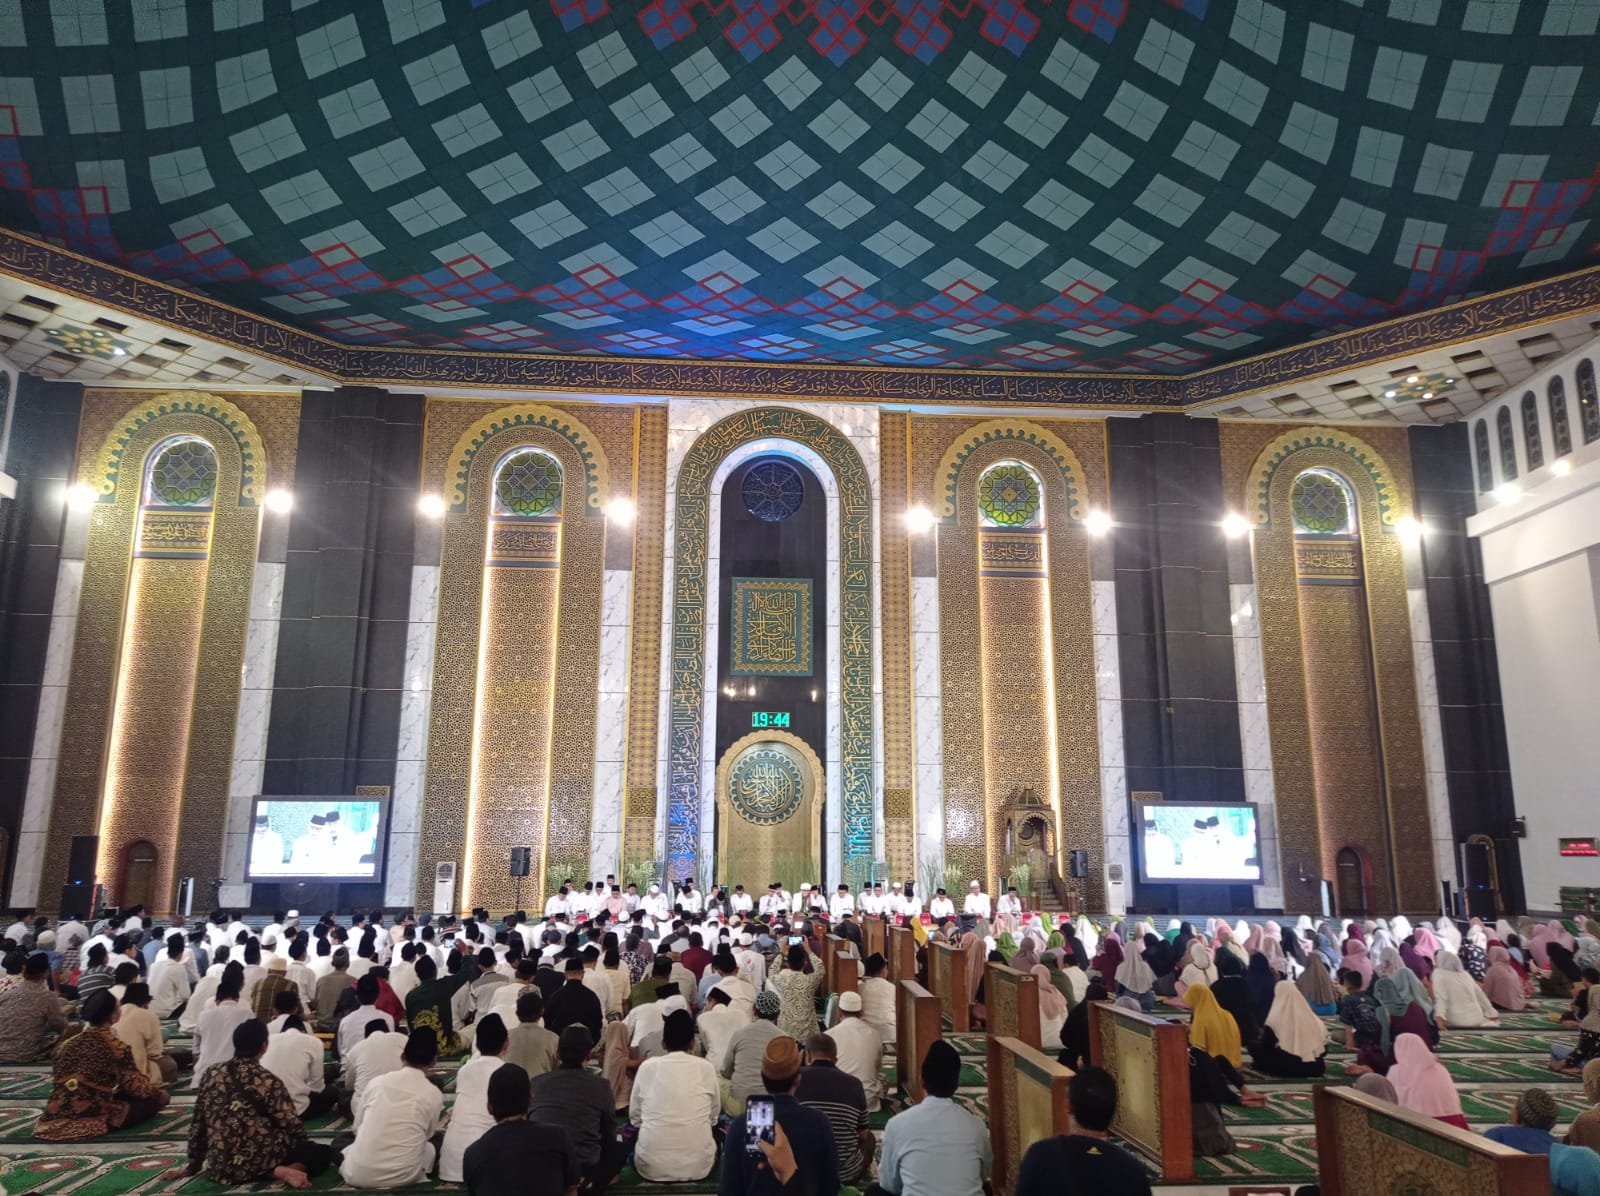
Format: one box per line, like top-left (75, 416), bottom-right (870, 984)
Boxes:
top-left (510, 847), bottom-right (531, 877)
top-left (1069, 849), bottom-right (1090, 879)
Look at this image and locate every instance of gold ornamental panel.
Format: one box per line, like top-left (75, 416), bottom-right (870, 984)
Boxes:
top-left (878, 411), bottom-right (914, 878)
top-left (715, 731), bottom-right (823, 889)
top-left (622, 405), bottom-right (668, 871)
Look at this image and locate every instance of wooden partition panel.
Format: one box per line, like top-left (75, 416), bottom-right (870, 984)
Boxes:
top-left (822, 934), bottom-right (838, 990)
top-left (895, 979), bottom-right (942, 1102)
top-left (1089, 1000), bottom-right (1193, 1181)
top-left (1315, 1086), bottom-right (1547, 1196)
top-left (863, 917), bottom-right (886, 960)
top-left (928, 940), bottom-right (971, 1031)
top-left (887, 924), bottom-right (917, 983)
top-left (988, 1036), bottom-right (1071, 1195)
top-left (983, 963), bottom-right (1041, 1048)
top-left (825, 935), bottom-right (859, 997)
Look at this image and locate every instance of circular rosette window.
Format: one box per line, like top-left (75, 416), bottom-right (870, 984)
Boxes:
top-left (494, 449), bottom-right (563, 517)
top-left (741, 459), bottom-right (805, 523)
top-left (728, 744), bottom-right (807, 826)
top-left (978, 462), bottom-right (1042, 527)
top-left (147, 438), bottom-right (218, 508)
top-left (1290, 468), bottom-right (1354, 535)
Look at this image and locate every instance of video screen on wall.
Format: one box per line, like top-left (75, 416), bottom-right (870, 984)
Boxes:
top-left (245, 797), bottom-right (386, 883)
top-left (1135, 799), bottom-right (1261, 884)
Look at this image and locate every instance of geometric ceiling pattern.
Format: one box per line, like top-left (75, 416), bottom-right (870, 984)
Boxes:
top-left (0, 2), bottom-right (1597, 375)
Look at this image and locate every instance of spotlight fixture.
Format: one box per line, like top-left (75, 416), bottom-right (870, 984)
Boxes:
top-left (263, 488), bottom-right (294, 514)
top-left (1083, 509), bottom-right (1112, 536)
top-left (1494, 483), bottom-right (1521, 504)
top-left (1385, 390), bottom-right (1397, 399)
top-left (65, 482), bottom-right (98, 512)
top-left (904, 505), bottom-right (936, 534)
top-left (1220, 512), bottom-right (1252, 539)
top-left (606, 496), bottom-right (636, 525)
top-left (417, 493), bottom-right (448, 519)
top-left (1407, 374), bottom-right (1419, 383)
top-left (1395, 515), bottom-right (1422, 544)
top-left (1553, 458), bottom-right (1573, 477)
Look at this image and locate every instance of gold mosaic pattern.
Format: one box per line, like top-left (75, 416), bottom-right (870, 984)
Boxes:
top-left (667, 406), bottom-right (874, 879)
top-left (135, 509), bottom-right (212, 558)
top-left (47, 389), bottom-right (299, 913)
top-left (1221, 423), bottom-right (1436, 912)
top-left (877, 411), bottom-right (915, 877)
top-left (443, 405), bottom-right (609, 512)
top-left (1328, 1098), bottom-right (1502, 1196)
top-left (416, 408), bottom-right (610, 909)
top-left (922, 416), bottom-right (1104, 903)
top-left (715, 730), bottom-right (823, 885)
top-left (1098, 1013), bottom-right (1165, 1166)
top-left (933, 418), bottom-right (1087, 522)
top-left (86, 392), bottom-right (268, 505)
top-left (1244, 426), bottom-right (1400, 531)
top-left (623, 406), bottom-right (668, 869)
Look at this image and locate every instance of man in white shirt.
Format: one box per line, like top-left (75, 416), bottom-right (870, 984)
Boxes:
top-left (147, 935), bottom-right (193, 1019)
top-left (928, 888), bottom-right (955, 920)
top-left (284, 941), bottom-right (317, 1000)
top-left (859, 885), bottom-right (880, 917)
top-left (697, 986), bottom-right (748, 1071)
top-left (887, 883), bottom-right (906, 917)
top-left (827, 992), bottom-right (885, 1112)
top-left (338, 975), bottom-right (394, 1060)
top-left (625, 988), bottom-right (682, 1048)
top-left (3, 915), bottom-right (30, 944)
top-left (628, 1010), bottom-right (720, 1182)
top-left (676, 880), bottom-right (703, 915)
top-left (859, 953), bottom-right (897, 1045)
top-left (902, 883), bottom-right (924, 919)
top-left (797, 883), bottom-right (815, 914)
top-left (544, 886), bottom-right (573, 921)
top-left (830, 884), bottom-right (855, 921)
top-left (623, 883), bottom-right (641, 913)
top-left (340, 1027), bottom-right (446, 1188)
top-left (192, 978), bottom-right (252, 1088)
top-left (759, 884), bottom-right (786, 919)
top-left (733, 933), bottom-right (767, 992)
top-left (641, 883), bottom-right (670, 922)
top-left (995, 885), bottom-right (1023, 933)
top-left (340, 1023), bottom-right (409, 1112)
top-left (963, 880), bottom-right (992, 921)
top-left (261, 1014), bottom-right (336, 1119)
top-left (730, 885), bottom-right (753, 916)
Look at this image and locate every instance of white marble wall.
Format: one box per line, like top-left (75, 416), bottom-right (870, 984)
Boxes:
top-left (1090, 579), bottom-right (1131, 910)
top-left (218, 561), bottom-right (286, 908)
top-left (590, 567), bottom-right (633, 879)
top-left (11, 558), bottom-right (84, 907)
top-left (910, 575), bottom-right (944, 890)
top-left (1229, 582), bottom-right (1284, 908)
top-left (656, 399), bottom-right (882, 888)
top-left (385, 564), bottom-right (439, 906)
top-left (1407, 585), bottom-right (1460, 897)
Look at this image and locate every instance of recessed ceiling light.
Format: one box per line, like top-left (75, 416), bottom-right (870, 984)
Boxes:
top-left (1384, 390), bottom-right (1397, 399)
top-left (1407, 374), bottom-right (1419, 383)
top-left (1422, 391), bottom-right (1433, 399)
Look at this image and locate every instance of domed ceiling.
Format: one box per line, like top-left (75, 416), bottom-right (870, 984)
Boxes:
top-left (0, 0), bottom-right (1596, 375)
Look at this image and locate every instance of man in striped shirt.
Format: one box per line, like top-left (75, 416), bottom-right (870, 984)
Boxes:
top-left (800, 1032), bottom-right (873, 1185)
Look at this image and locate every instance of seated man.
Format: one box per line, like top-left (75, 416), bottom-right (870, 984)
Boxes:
top-left (262, 1013), bottom-right (338, 1121)
top-left (720, 1037), bottom-right (838, 1196)
top-left (530, 1027), bottom-right (626, 1196)
top-left (1484, 1087), bottom-right (1561, 1155)
top-left (34, 991), bottom-right (169, 1141)
top-left (878, 1041), bottom-right (990, 1196)
top-left (507, 990), bottom-right (560, 1078)
top-left (339, 1027), bottom-right (445, 1188)
top-left (465, 1063), bottom-right (580, 1196)
top-left (799, 1033), bottom-right (872, 1186)
top-left (340, 1018), bottom-right (408, 1119)
top-left (825, 991), bottom-right (884, 1112)
top-left (627, 1010), bottom-right (720, 1182)
top-left (858, 953), bottom-right (897, 1044)
top-left (1013, 1065), bottom-right (1151, 1196)
top-left (0, 953), bottom-right (67, 1063)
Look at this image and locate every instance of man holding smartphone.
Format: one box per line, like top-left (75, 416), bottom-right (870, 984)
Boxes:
top-left (718, 1038), bottom-right (838, 1196)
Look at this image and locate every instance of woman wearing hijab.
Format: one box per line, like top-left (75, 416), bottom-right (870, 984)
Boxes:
top-left (1342, 939), bottom-right (1374, 989)
top-left (1354, 1073), bottom-right (1397, 1103)
top-left (1184, 985), bottom-right (1266, 1112)
top-left (1214, 926), bottom-right (1248, 968)
top-left (1115, 940), bottom-right (1157, 1011)
top-left (1057, 976), bottom-right (1107, 1072)
top-left (996, 931), bottom-right (1019, 959)
top-left (1430, 950), bottom-right (1500, 1029)
top-left (1259, 923), bottom-right (1288, 977)
top-left (1375, 975), bottom-right (1436, 1058)
top-left (1399, 939), bottom-right (1434, 982)
top-left (1434, 918), bottom-right (1462, 955)
top-left (1554, 1005), bottom-right (1600, 1075)
top-left (1172, 921), bottom-right (1196, 957)
top-left (1043, 948), bottom-right (1075, 1011)
top-left (958, 931), bottom-right (986, 1025)
top-left (1531, 923), bottom-right (1557, 969)
top-left (1009, 936), bottom-right (1040, 974)
top-left (1062, 930), bottom-right (1090, 972)
top-left (1163, 918), bottom-right (1183, 944)
top-left (1390, 916), bottom-right (1414, 943)
top-left (1564, 1058), bottom-right (1600, 1151)
top-left (1073, 916), bottom-right (1099, 964)
top-left (1461, 926), bottom-right (1489, 981)
top-left (1091, 932), bottom-right (1123, 983)
top-left (1172, 939), bottom-right (1218, 1000)
top-left (1251, 980), bottom-right (1327, 1078)
top-left (1297, 953), bottom-right (1340, 1016)
top-left (1483, 946), bottom-right (1529, 1012)
top-left (1314, 924), bottom-right (1341, 972)
top-left (1185, 983), bottom-right (1242, 1067)
top-left (1031, 963), bottom-right (1068, 1050)
top-left (1545, 943), bottom-right (1584, 999)
top-left (1388, 1033), bottom-right (1467, 1129)
top-left (1211, 952), bottom-right (1261, 1049)
top-left (1412, 925), bottom-right (1443, 962)
top-left (1243, 952), bottom-right (1278, 1024)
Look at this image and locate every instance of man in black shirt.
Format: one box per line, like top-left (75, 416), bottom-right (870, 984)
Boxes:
top-left (1013, 1066), bottom-right (1152, 1196)
top-left (463, 1063), bottom-right (579, 1196)
top-left (799, 1033), bottom-right (872, 1184)
top-left (719, 1037), bottom-right (838, 1196)
top-left (530, 1027), bottom-right (626, 1196)
top-left (544, 958), bottom-right (603, 1040)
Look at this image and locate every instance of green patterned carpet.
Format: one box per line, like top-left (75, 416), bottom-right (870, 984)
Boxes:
top-left (0, 1008), bottom-right (1585, 1195)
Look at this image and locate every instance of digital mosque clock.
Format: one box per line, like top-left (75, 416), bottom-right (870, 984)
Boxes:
top-left (751, 711), bottom-right (792, 729)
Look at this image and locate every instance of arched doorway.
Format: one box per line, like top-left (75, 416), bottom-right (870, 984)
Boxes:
top-left (1335, 846), bottom-right (1369, 915)
top-left (122, 840), bottom-right (158, 912)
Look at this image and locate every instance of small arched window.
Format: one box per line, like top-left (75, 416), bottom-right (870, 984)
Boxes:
top-left (1290, 468), bottom-right (1356, 535)
top-left (1521, 392), bottom-right (1544, 469)
top-left (1473, 420), bottom-right (1494, 492)
top-left (1496, 407), bottom-right (1518, 480)
top-left (143, 436), bottom-right (218, 510)
top-left (977, 461), bottom-right (1044, 528)
top-left (1579, 359), bottom-right (1600, 445)
top-left (1549, 377), bottom-right (1573, 458)
top-left (492, 448), bottom-right (563, 518)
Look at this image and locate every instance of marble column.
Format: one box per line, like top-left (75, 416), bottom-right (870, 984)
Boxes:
top-left (1090, 538), bottom-right (1131, 909)
top-left (910, 574), bottom-right (944, 890)
top-left (590, 567), bottom-right (633, 878)
top-left (385, 563), bottom-right (438, 907)
top-left (1227, 579), bottom-right (1284, 909)
top-left (1406, 569), bottom-right (1463, 903)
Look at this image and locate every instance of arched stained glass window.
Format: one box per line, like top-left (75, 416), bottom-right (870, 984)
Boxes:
top-left (1473, 420), bottom-right (1493, 492)
top-left (143, 436), bottom-right (217, 509)
top-left (1549, 377), bottom-right (1573, 458)
top-left (1496, 407), bottom-right (1518, 480)
top-left (493, 448), bottom-right (562, 517)
top-left (1521, 392), bottom-right (1544, 470)
top-left (977, 461), bottom-right (1044, 527)
top-left (1290, 468), bottom-right (1355, 535)
top-left (1579, 359), bottom-right (1600, 445)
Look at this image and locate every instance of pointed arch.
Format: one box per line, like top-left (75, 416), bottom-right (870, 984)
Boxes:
top-left (1243, 426), bottom-right (1400, 531)
top-left (934, 418), bottom-right (1087, 523)
top-left (444, 403), bottom-right (609, 513)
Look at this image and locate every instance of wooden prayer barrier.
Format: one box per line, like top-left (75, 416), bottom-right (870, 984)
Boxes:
top-left (863, 916), bottom-right (886, 961)
top-left (825, 935), bottom-right (859, 997)
top-left (927, 939), bottom-right (971, 1031)
top-left (1315, 1085), bottom-right (1548, 1196)
top-left (987, 1036), bottom-right (1072, 1196)
top-left (983, 966), bottom-right (1043, 1187)
top-left (886, 923), bottom-right (917, 983)
top-left (821, 934), bottom-right (838, 990)
top-left (1088, 999), bottom-right (1193, 1181)
top-left (894, 978), bottom-right (942, 1101)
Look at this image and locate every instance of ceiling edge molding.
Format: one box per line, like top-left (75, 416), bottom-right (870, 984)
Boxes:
top-left (2, 228), bottom-right (1597, 409)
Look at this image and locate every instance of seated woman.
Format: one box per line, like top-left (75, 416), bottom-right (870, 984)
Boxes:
top-left (1114, 939), bottom-right (1157, 1011)
top-left (1183, 984), bottom-right (1265, 1107)
top-left (1244, 952), bottom-right (1279, 1026)
top-left (34, 991), bottom-right (170, 1141)
top-left (1543, 943), bottom-right (1583, 1000)
top-left (1210, 951), bottom-right (1261, 1049)
top-left (1484, 946), bottom-right (1530, 1012)
top-left (1553, 1006), bottom-right (1600, 1075)
top-left (1057, 977), bottom-right (1107, 1072)
top-left (113, 983), bottom-right (176, 1085)
top-left (1561, 969), bottom-right (1598, 1026)
top-left (1382, 969), bottom-right (1438, 1046)
top-left (1565, 1058), bottom-right (1600, 1151)
top-left (1388, 1032), bottom-right (1467, 1130)
top-left (1297, 953), bottom-right (1340, 1016)
top-left (1250, 980), bottom-right (1327, 1079)
top-left (184, 1018), bottom-right (332, 1188)
top-left (1030, 965), bottom-right (1067, 1050)
top-left (1167, 940), bottom-right (1217, 1004)
top-left (1430, 951), bottom-right (1500, 1030)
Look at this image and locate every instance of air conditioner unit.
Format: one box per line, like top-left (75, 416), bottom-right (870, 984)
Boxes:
top-left (432, 861), bottom-right (457, 917)
top-left (1106, 862), bottom-right (1127, 917)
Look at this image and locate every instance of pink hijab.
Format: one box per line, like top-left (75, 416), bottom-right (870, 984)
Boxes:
top-left (1389, 1033), bottom-right (1463, 1120)
top-left (959, 933), bottom-right (985, 1005)
top-left (1482, 946), bottom-right (1527, 1011)
top-left (1412, 926), bottom-right (1442, 962)
top-left (1032, 964), bottom-right (1068, 1021)
top-left (1530, 924), bottom-right (1555, 968)
top-left (1342, 939), bottom-right (1374, 987)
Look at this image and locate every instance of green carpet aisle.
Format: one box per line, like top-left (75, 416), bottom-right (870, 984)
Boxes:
top-left (0, 1003), bottom-right (1586, 1196)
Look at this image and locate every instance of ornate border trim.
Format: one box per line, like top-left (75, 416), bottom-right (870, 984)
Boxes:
top-left (1244, 426), bottom-right (1400, 531)
top-left (934, 418), bottom-right (1088, 522)
top-left (668, 407), bottom-right (874, 882)
top-left (89, 392), bottom-right (266, 506)
top-left (5, 229), bottom-right (1599, 408)
top-left (444, 403), bottom-right (608, 512)
top-left (715, 730), bottom-right (825, 885)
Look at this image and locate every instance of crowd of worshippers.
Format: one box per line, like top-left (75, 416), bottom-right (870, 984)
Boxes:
top-left (5, 898), bottom-right (1600, 1194)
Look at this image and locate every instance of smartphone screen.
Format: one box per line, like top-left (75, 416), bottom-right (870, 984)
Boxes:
top-left (745, 1096), bottom-right (776, 1156)
top-left (788, 935), bottom-right (803, 946)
